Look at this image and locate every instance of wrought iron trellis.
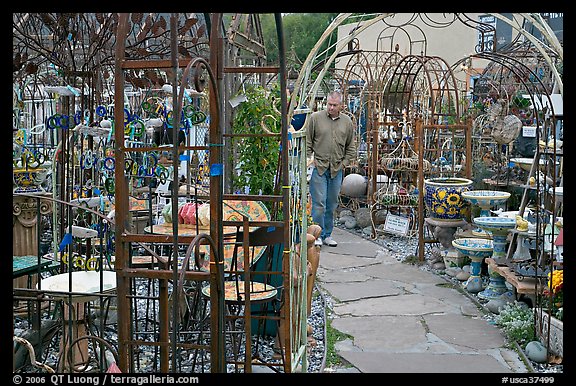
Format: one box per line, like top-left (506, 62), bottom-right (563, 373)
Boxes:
top-left (465, 46), bottom-right (563, 359)
top-left (13, 12), bottom-right (308, 374)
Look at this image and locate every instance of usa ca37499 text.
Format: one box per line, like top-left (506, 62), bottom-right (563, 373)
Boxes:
top-left (504, 376), bottom-right (556, 384)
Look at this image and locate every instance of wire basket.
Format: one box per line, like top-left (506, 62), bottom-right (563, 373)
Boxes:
top-left (374, 191), bottom-right (419, 206)
top-left (380, 138), bottom-right (430, 172)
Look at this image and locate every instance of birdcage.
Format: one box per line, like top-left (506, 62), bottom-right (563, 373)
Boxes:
top-left (380, 137), bottom-right (431, 173)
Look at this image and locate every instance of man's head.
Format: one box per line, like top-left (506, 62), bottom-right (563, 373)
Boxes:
top-left (326, 91), bottom-right (343, 118)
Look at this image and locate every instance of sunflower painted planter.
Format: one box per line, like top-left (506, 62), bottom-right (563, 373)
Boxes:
top-left (424, 177), bottom-right (473, 222)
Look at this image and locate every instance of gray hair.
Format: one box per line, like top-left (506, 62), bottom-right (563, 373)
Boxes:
top-left (327, 90), bottom-right (343, 103)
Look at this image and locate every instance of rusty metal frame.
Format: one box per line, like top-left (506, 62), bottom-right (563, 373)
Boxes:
top-left (111, 12), bottom-right (298, 373)
top-left (113, 13), bottom-right (224, 372)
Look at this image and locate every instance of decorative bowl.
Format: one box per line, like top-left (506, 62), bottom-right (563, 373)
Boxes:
top-left (493, 210), bottom-right (519, 219)
top-left (452, 237), bottom-right (493, 258)
top-left (510, 157), bottom-right (547, 172)
top-left (13, 167), bottom-right (49, 193)
top-left (461, 190), bottom-right (511, 208)
top-left (473, 216), bottom-right (517, 232)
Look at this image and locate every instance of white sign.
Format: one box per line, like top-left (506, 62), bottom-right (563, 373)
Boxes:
top-left (477, 15), bottom-right (496, 51)
top-left (384, 213), bottom-right (410, 236)
top-left (522, 126), bottom-right (537, 138)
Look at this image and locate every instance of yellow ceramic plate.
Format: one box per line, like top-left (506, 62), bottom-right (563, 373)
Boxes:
top-left (200, 200), bottom-right (271, 272)
top-left (201, 280), bottom-right (277, 303)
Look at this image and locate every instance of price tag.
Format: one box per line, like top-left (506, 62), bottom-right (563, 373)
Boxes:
top-left (384, 213), bottom-right (410, 236)
top-left (522, 126), bottom-right (537, 138)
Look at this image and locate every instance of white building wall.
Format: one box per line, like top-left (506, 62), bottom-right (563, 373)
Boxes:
top-left (335, 13), bottom-right (506, 88)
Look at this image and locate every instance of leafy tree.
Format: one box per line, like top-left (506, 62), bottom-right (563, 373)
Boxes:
top-left (260, 13), bottom-right (339, 68)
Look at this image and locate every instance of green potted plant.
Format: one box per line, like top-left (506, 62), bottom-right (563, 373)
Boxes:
top-left (230, 84), bottom-right (282, 200)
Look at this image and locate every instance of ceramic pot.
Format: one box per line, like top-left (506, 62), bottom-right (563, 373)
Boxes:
top-left (13, 167), bottom-right (49, 193)
top-left (424, 177), bottom-right (473, 222)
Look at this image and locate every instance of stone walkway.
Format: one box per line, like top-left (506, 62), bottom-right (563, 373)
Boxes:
top-left (316, 227), bottom-right (530, 374)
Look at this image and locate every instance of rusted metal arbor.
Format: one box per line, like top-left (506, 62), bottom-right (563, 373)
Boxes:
top-left (112, 14), bottom-right (221, 372)
top-left (376, 54), bottom-right (472, 255)
top-left (287, 13), bottom-right (561, 262)
top-left (111, 12), bottom-right (306, 373)
top-left (313, 26), bottom-right (471, 241)
top-left (13, 12), bottom-right (308, 373)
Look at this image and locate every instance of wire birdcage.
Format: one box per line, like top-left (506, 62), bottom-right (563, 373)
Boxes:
top-left (380, 136), bottom-right (431, 173)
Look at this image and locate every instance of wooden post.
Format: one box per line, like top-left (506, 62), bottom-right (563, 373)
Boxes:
top-left (305, 224), bottom-right (322, 315)
top-left (59, 302), bottom-right (89, 372)
top-left (416, 119), bottom-right (425, 262)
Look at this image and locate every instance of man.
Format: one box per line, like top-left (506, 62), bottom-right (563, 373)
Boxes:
top-left (305, 90), bottom-right (356, 247)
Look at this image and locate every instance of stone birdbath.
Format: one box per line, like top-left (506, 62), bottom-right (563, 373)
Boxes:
top-left (473, 216), bottom-right (517, 300)
top-left (39, 270), bottom-right (117, 371)
top-left (452, 237), bottom-right (493, 293)
top-left (461, 190), bottom-right (511, 237)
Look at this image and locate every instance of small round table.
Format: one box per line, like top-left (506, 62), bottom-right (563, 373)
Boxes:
top-left (143, 223), bottom-right (267, 273)
top-left (39, 270), bottom-right (116, 371)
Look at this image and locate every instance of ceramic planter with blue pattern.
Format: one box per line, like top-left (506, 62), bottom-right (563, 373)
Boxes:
top-left (424, 177), bottom-right (473, 221)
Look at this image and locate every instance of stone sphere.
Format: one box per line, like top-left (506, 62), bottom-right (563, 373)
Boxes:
top-left (525, 340), bottom-right (547, 363)
top-left (100, 119), bottom-right (112, 128)
top-left (341, 173), bottom-right (367, 197)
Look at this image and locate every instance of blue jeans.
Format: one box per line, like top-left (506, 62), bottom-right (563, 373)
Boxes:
top-left (309, 167), bottom-right (343, 239)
